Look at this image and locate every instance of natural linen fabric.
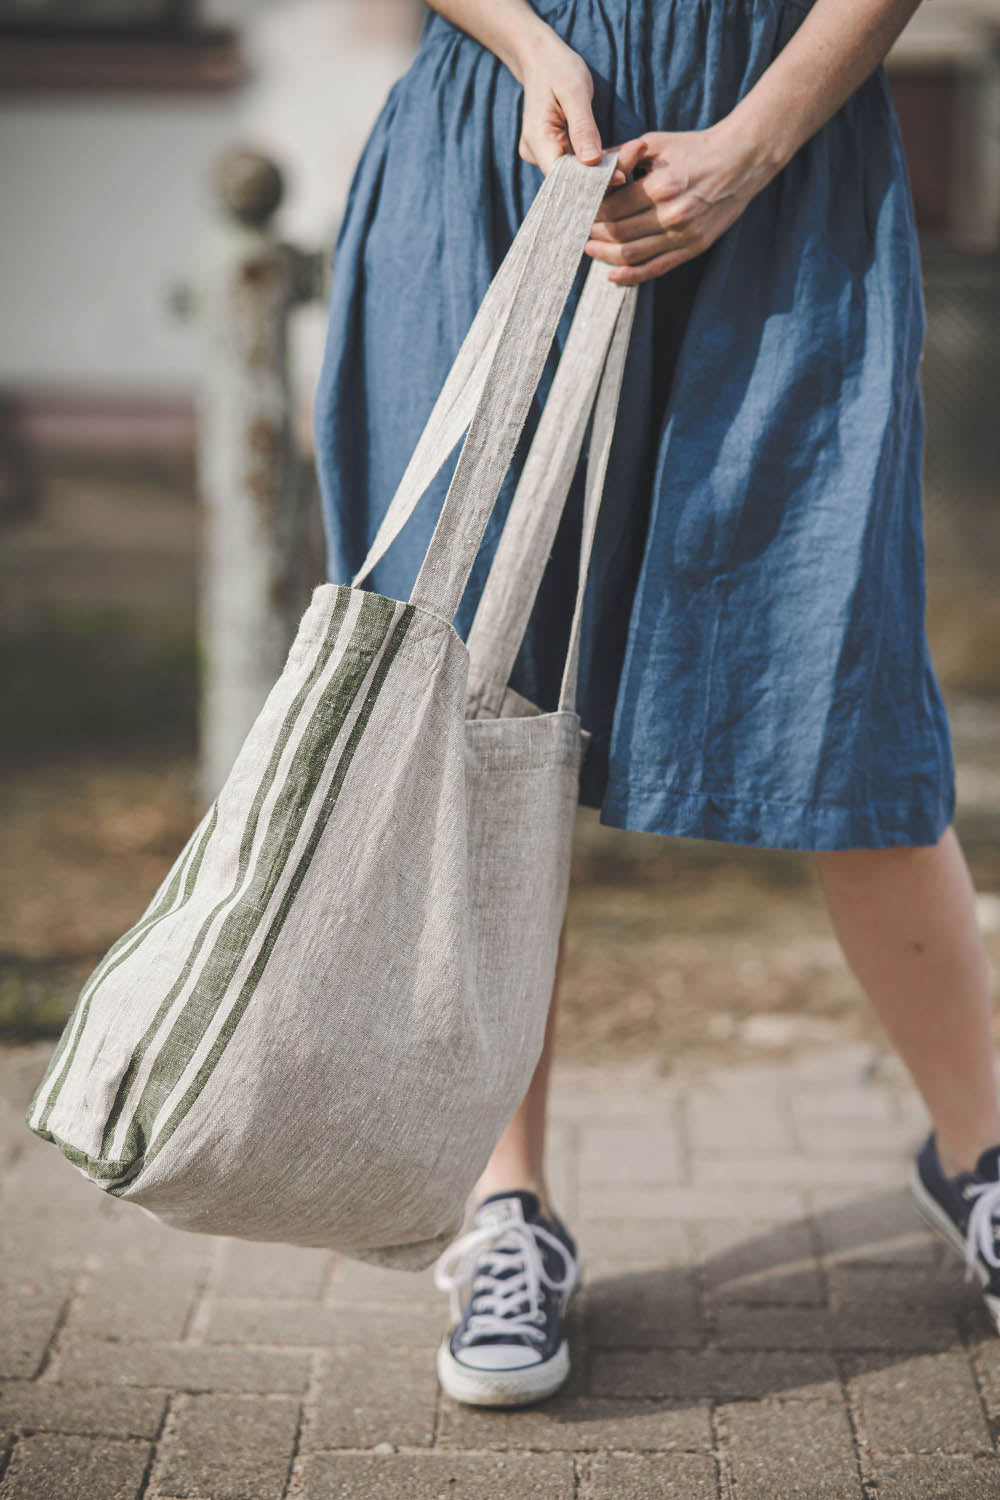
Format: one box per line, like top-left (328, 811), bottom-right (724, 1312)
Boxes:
top-left (25, 154), bottom-right (637, 1269)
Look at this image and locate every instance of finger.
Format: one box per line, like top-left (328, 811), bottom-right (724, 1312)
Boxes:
top-left (584, 230), bottom-right (678, 269)
top-left (607, 245), bottom-right (699, 284)
top-left (564, 99), bottom-right (603, 165)
top-left (588, 206), bottom-right (662, 243)
top-left (594, 176), bottom-right (659, 223)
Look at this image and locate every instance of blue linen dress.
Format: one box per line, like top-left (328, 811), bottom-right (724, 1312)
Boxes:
top-left (312, 0), bottom-right (956, 852)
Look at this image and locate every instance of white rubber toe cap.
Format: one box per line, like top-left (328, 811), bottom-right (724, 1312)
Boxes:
top-left (452, 1343), bottom-right (543, 1371)
top-left (437, 1337), bottom-right (570, 1407)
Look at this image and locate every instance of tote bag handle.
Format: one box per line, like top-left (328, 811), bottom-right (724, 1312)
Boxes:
top-left (465, 257), bottom-right (637, 716)
top-left (349, 157), bottom-right (579, 593)
top-left (349, 152), bottom-right (620, 624)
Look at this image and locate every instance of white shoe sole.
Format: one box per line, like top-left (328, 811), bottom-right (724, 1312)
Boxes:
top-left (908, 1163), bottom-right (1000, 1332)
top-left (436, 1336), bottom-right (571, 1408)
top-left (437, 1265), bottom-right (580, 1408)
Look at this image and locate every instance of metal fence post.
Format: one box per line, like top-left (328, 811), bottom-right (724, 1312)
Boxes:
top-left (192, 146), bottom-right (326, 804)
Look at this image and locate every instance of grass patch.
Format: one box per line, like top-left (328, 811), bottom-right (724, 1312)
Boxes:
top-left (0, 604), bottom-right (197, 760)
top-left (0, 957), bottom-right (90, 1042)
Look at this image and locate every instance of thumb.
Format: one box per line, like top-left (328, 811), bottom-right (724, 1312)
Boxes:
top-left (565, 103), bottom-right (603, 165)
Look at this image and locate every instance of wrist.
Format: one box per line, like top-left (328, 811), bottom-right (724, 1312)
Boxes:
top-left (506, 15), bottom-right (564, 84)
top-left (711, 101), bottom-right (794, 184)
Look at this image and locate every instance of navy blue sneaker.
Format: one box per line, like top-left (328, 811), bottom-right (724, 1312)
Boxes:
top-left (433, 1190), bottom-right (580, 1407)
top-left (909, 1132), bottom-right (1000, 1330)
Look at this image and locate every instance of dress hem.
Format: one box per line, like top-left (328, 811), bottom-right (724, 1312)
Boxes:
top-left (583, 774), bottom-right (956, 853)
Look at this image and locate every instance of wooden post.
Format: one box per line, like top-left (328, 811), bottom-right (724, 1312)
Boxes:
top-left (193, 146), bottom-right (325, 803)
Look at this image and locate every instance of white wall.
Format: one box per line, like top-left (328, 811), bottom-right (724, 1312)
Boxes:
top-left (0, 0), bottom-right (421, 399)
top-left (5, 0), bottom-right (998, 402)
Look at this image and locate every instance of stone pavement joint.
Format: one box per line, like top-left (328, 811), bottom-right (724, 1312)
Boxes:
top-left (2, 1040), bottom-right (997, 1500)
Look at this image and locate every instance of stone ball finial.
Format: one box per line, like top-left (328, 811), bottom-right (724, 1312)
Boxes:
top-left (214, 148), bottom-right (285, 228)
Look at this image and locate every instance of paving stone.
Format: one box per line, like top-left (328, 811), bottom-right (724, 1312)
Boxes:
top-left (56, 1337), bottom-right (311, 1394)
top-left (790, 1087), bottom-right (897, 1122)
top-left (577, 1219), bottom-right (693, 1267)
top-left (585, 1267), bottom-right (704, 1347)
top-left (697, 1220), bottom-right (825, 1306)
top-left (213, 1238), bottom-right (330, 1300)
top-left (589, 1348), bottom-right (840, 1401)
top-left (7, 1046), bottom-right (1000, 1498)
top-left (64, 1257), bottom-right (205, 1342)
top-left (830, 1263), bottom-right (975, 1320)
top-left (972, 1337), bottom-right (1000, 1421)
top-left (93, 1198), bottom-right (210, 1263)
top-left (0, 1432), bottom-right (151, 1499)
top-left (548, 1065), bottom-right (676, 1125)
top-left (845, 1351), bottom-right (992, 1455)
top-left (692, 1152), bottom-right (902, 1188)
top-left (0, 1380), bottom-right (166, 1439)
top-left (298, 1451), bottom-right (575, 1499)
top-left (714, 1304), bottom-right (961, 1353)
top-left (304, 1345), bottom-right (437, 1449)
top-left (0, 1275), bottom-right (70, 1379)
top-left (578, 1123), bottom-right (684, 1185)
top-left (544, 1121), bottom-right (579, 1223)
top-left (811, 1188), bottom-right (939, 1266)
top-left (0, 1147), bottom-right (115, 1227)
top-left (0, 1221), bottom-right (97, 1280)
top-left (325, 1261), bottom-right (438, 1308)
top-left (437, 1394), bottom-right (713, 1452)
top-left (722, 1396), bottom-right (862, 1499)
top-left (0, 1182), bottom-right (204, 1279)
top-left (579, 1184), bottom-right (807, 1223)
top-left (793, 1120), bottom-right (915, 1156)
top-left (153, 1393), bottom-right (299, 1500)
top-left (684, 1089), bottom-right (793, 1153)
top-left (579, 1451), bottom-right (718, 1499)
top-left (725, 1046), bottom-right (882, 1089)
top-left (0, 1043), bottom-right (57, 1114)
top-left (871, 1455), bottom-right (1000, 1498)
top-left (202, 1296), bottom-right (446, 1349)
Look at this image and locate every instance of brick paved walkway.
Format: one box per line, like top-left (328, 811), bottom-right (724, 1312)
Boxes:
top-left (3, 1040), bottom-right (1000, 1499)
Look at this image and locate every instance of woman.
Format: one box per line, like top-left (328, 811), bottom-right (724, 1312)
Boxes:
top-left (313, 0), bottom-right (1000, 1407)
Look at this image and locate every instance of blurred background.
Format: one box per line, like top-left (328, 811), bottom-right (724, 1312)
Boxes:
top-left (1, 0), bottom-right (998, 1067)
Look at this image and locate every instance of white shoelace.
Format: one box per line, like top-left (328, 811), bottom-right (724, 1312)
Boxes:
top-left (964, 1178), bottom-right (1000, 1280)
top-left (433, 1219), bottom-right (577, 1344)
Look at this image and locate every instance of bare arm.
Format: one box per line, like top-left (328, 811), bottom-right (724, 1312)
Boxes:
top-left (425, 0), bottom-right (621, 174)
top-left (423, 0), bottom-right (551, 85)
top-left (426, 0), bottom-right (926, 283)
top-left (730, 0), bottom-right (924, 178)
top-left (589, 0), bottom-right (926, 282)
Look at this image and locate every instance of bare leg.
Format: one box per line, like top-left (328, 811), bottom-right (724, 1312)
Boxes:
top-left (815, 825), bottom-right (998, 1174)
top-left (475, 921), bottom-right (566, 1216)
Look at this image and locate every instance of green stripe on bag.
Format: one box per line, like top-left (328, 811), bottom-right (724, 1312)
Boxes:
top-left (29, 803), bottom-right (220, 1136)
top-left (92, 585), bottom-right (358, 1161)
top-left (126, 600), bottom-right (415, 1180)
top-left (104, 591), bottom-right (407, 1177)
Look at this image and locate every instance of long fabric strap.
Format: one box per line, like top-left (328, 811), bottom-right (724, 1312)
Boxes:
top-left (465, 258), bottom-right (637, 715)
top-left (348, 163), bottom-right (567, 594)
top-left (349, 153), bottom-right (619, 621)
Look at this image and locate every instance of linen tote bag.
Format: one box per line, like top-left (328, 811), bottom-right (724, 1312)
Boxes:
top-left (25, 152), bottom-right (638, 1269)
